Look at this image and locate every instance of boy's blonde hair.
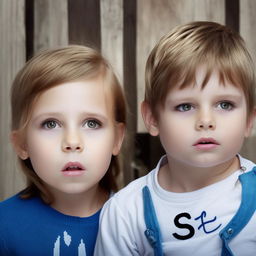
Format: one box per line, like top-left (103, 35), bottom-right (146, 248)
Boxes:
top-left (145, 21), bottom-right (255, 118)
top-left (11, 45), bottom-right (126, 203)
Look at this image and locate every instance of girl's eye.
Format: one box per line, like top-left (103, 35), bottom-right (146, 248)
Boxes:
top-left (218, 101), bottom-right (234, 110)
top-left (84, 120), bottom-right (101, 129)
top-left (42, 120), bottom-right (59, 129)
top-left (175, 103), bottom-right (193, 112)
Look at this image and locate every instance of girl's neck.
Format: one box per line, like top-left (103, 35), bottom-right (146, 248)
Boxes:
top-left (49, 185), bottom-right (109, 217)
top-left (158, 155), bottom-right (240, 193)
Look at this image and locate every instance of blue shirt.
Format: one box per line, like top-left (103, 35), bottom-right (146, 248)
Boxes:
top-left (0, 194), bottom-right (100, 255)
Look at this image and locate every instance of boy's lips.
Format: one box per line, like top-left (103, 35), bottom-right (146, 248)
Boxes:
top-left (193, 138), bottom-right (220, 150)
top-left (62, 162), bottom-right (85, 176)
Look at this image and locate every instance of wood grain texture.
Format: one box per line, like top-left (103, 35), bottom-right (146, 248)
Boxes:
top-left (101, 0), bottom-right (123, 83)
top-left (123, 0), bottom-right (137, 183)
top-left (0, 0), bottom-right (26, 200)
top-left (34, 0), bottom-right (68, 53)
top-left (225, 0), bottom-right (239, 31)
top-left (68, 0), bottom-right (101, 49)
top-left (136, 0), bottom-right (225, 132)
top-left (240, 0), bottom-right (256, 69)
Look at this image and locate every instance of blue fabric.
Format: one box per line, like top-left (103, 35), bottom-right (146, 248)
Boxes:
top-left (143, 186), bottom-right (163, 256)
top-left (143, 168), bottom-right (256, 256)
top-left (219, 167), bottom-right (256, 256)
top-left (0, 194), bottom-right (100, 256)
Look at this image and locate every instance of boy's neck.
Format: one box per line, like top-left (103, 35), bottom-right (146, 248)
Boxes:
top-left (49, 185), bottom-right (109, 217)
top-left (158, 155), bottom-right (240, 193)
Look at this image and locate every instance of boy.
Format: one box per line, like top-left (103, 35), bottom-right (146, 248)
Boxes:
top-left (94, 21), bottom-right (256, 255)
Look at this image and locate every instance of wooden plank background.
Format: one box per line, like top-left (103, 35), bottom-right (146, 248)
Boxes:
top-left (0, 0), bottom-right (26, 200)
top-left (1, 0), bottom-right (256, 200)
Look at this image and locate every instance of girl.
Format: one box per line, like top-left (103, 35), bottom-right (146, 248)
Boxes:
top-left (0, 45), bottom-right (126, 255)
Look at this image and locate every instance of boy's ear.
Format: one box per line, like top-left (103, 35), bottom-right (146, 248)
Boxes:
top-left (245, 108), bottom-right (256, 137)
top-left (112, 123), bottom-right (125, 156)
top-left (10, 131), bottom-right (29, 160)
top-left (141, 101), bottom-right (159, 136)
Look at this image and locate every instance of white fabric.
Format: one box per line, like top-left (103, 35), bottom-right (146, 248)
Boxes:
top-left (94, 155), bottom-right (256, 256)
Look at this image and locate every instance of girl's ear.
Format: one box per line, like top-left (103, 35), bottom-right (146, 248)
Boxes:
top-left (112, 123), bottom-right (125, 156)
top-left (141, 101), bottom-right (159, 136)
top-left (10, 131), bottom-right (29, 160)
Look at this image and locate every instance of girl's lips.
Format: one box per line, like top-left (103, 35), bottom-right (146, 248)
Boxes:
top-left (62, 162), bottom-right (86, 176)
top-left (62, 162), bottom-right (85, 171)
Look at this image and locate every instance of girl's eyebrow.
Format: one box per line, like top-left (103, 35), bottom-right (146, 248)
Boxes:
top-left (31, 112), bottom-right (63, 122)
top-left (31, 112), bottom-right (109, 123)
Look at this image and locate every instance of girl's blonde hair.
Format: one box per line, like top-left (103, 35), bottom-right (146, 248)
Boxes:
top-left (11, 45), bottom-right (126, 203)
top-left (145, 21), bottom-right (255, 118)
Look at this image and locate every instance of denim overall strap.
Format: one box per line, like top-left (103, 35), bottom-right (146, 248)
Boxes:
top-left (143, 186), bottom-right (163, 256)
top-left (219, 167), bottom-right (256, 256)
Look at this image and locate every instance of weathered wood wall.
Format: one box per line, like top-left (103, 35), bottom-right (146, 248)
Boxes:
top-left (1, 0), bottom-right (256, 200)
top-left (0, 0), bottom-right (26, 200)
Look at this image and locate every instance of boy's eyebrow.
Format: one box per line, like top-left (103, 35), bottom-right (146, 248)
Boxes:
top-left (212, 94), bottom-right (244, 100)
top-left (166, 93), bottom-right (243, 103)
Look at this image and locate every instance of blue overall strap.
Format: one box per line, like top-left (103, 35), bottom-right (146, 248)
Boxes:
top-left (219, 167), bottom-right (256, 256)
top-left (142, 186), bottom-right (163, 256)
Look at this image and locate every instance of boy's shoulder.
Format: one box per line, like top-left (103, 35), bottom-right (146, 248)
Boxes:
top-left (102, 173), bottom-right (152, 219)
top-left (109, 166), bottom-right (159, 210)
top-left (111, 155), bottom-right (166, 202)
top-left (239, 155), bottom-right (256, 172)
top-left (116, 173), bottom-right (150, 197)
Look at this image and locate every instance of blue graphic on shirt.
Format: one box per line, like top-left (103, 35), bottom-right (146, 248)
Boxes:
top-left (53, 231), bottom-right (86, 256)
top-left (172, 211), bottom-right (222, 240)
top-left (195, 211), bottom-right (222, 234)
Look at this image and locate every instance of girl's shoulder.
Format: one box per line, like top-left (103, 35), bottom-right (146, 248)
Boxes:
top-left (0, 193), bottom-right (44, 224)
top-left (0, 193), bottom-right (26, 211)
top-left (0, 193), bottom-right (40, 210)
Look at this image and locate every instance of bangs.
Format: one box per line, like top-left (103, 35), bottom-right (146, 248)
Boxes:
top-left (146, 22), bottom-right (255, 118)
top-left (158, 43), bottom-right (255, 115)
top-left (175, 57), bottom-right (245, 91)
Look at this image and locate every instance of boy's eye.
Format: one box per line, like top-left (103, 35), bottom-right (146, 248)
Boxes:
top-left (218, 101), bottom-right (234, 110)
top-left (176, 103), bottom-right (193, 112)
top-left (42, 120), bottom-right (59, 129)
top-left (84, 119), bottom-right (101, 129)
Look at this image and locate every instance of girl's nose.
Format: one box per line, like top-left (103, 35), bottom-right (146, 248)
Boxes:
top-left (62, 131), bottom-right (84, 152)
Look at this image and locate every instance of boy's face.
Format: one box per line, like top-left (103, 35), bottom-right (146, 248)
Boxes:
top-left (145, 67), bottom-right (254, 169)
top-left (15, 78), bottom-right (124, 197)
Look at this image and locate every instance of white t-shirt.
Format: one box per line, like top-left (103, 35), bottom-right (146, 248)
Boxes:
top-left (94, 155), bottom-right (256, 256)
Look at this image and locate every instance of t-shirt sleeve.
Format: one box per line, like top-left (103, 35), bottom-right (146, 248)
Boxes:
top-left (94, 197), bottom-right (140, 255)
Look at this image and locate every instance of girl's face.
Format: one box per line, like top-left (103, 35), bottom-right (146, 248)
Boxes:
top-left (17, 78), bottom-right (124, 198)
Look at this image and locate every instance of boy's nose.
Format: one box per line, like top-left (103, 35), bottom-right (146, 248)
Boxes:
top-left (62, 131), bottom-right (84, 152)
top-left (195, 111), bottom-right (216, 131)
top-left (195, 120), bottom-right (216, 130)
